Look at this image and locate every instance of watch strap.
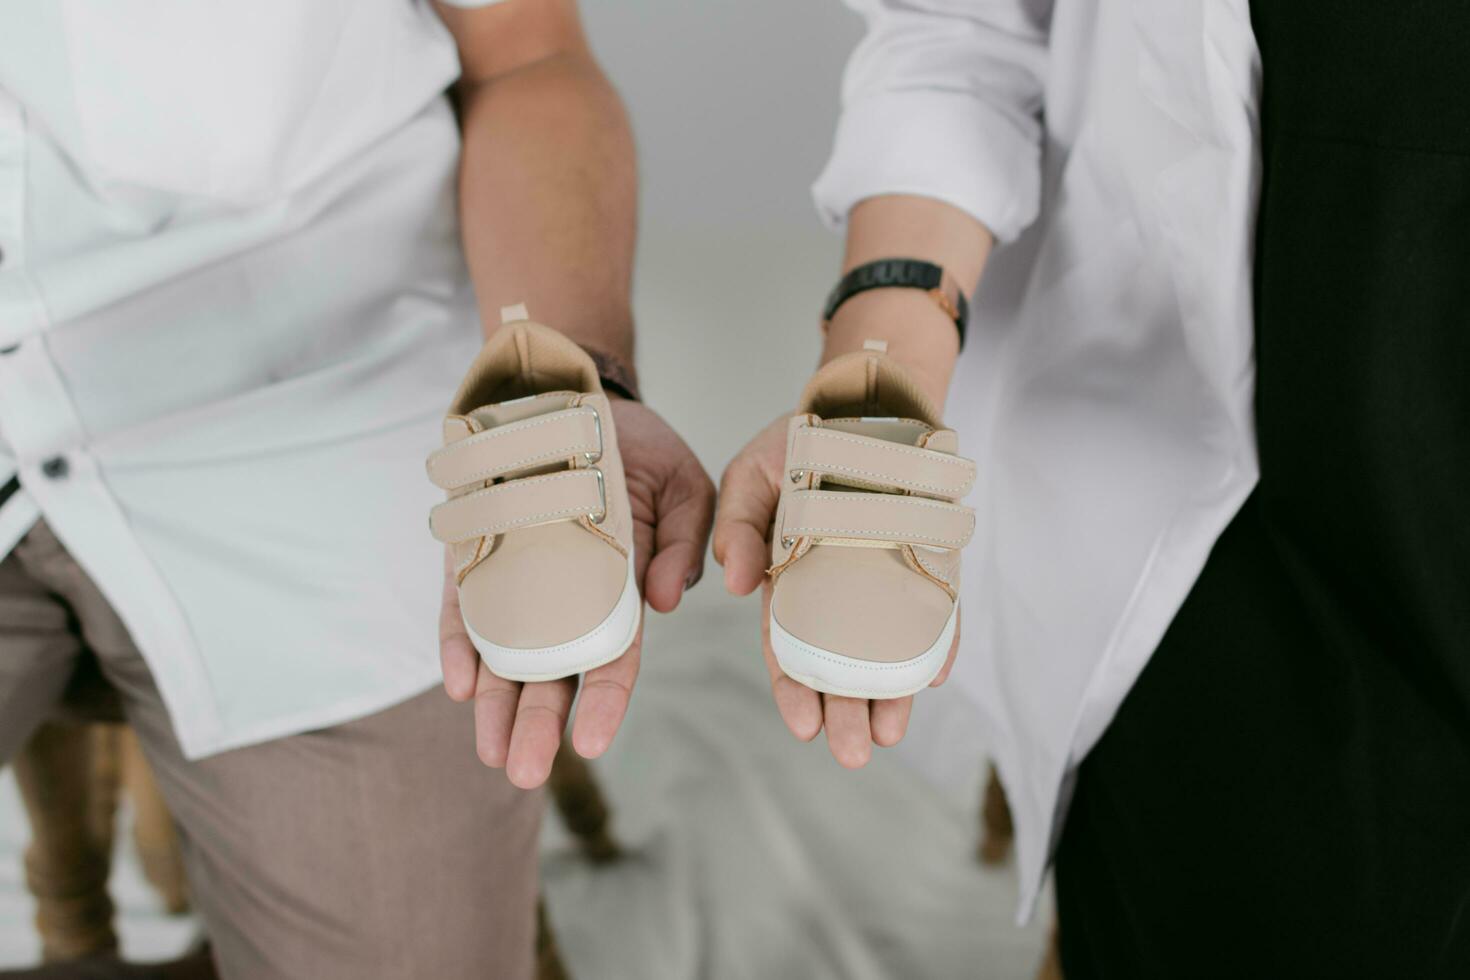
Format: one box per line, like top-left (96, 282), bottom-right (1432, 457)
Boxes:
top-left (585, 347), bottom-right (641, 402)
top-left (822, 258), bottom-right (968, 348)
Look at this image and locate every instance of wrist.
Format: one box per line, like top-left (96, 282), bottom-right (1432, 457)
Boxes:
top-left (820, 289), bottom-right (957, 408)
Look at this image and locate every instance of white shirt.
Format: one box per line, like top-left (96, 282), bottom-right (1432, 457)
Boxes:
top-left (0, 0), bottom-right (498, 758)
top-left (815, 0), bottom-right (1263, 918)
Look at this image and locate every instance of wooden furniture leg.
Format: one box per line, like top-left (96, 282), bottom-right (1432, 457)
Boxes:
top-left (546, 742), bottom-right (619, 864)
top-left (975, 762), bottom-right (1062, 979)
top-left (1036, 923), bottom-right (1063, 980)
top-left (533, 742), bottom-right (625, 978)
top-left (12, 722), bottom-right (118, 961)
top-left (977, 763), bottom-right (1015, 866)
top-left (534, 899), bottom-right (569, 980)
top-left (119, 730), bottom-right (189, 915)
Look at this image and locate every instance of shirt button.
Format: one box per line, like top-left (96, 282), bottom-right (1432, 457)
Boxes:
top-left (41, 456), bottom-right (70, 480)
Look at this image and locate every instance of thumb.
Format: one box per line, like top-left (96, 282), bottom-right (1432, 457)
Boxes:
top-left (644, 457), bottom-right (716, 614)
top-left (714, 452), bottom-right (778, 597)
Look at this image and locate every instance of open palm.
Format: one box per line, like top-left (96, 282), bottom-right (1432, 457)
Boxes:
top-left (439, 399), bottom-right (715, 789)
top-left (713, 415), bottom-right (959, 769)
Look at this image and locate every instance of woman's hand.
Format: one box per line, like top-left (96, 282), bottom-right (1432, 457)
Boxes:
top-left (713, 415), bottom-right (959, 769)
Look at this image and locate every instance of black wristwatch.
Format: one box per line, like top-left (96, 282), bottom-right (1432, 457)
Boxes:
top-left (822, 258), bottom-right (968, 349)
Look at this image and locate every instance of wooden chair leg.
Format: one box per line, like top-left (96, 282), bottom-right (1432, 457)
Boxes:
top-left (12, 722), bottom-right (118, 961)
top-left (85, 726), bottom-right (122, 861)
top-left (547, 742), bottom-right (619, 864)
top-left (532, 741), bottom-right (627, 979)
top-left (1035, 922), bottom-right (1063, 980)
top-left (977, 763), bottom-right (1015, 866)
top-left (120, 729), bottom-right (190, 915)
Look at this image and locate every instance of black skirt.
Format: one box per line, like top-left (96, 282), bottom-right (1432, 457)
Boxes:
top-left (1055, 2), bottom-right (1470, 977)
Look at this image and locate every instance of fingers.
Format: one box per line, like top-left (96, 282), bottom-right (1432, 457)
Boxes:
top-left (759, 581), bottom-right (823, 740)
top-left (713, 451), bottom-right (777, 595)
top-left (631, 507), bottom-right (656, 598)
top-left (467, 638), bottom-right (578, 788)
top-left (870, 696), bottom-right (913, 747)
top-left (439, 549), bottom-right (478, 702)
top-left (455, 547), bottom-right (566, 782)
top-left (717, 519), bottom-right (769, 597)
top-left (571, 625), bottom-right (642, 759)
top-left (823, 695), bottom-right (873, 769)
top-left (713, 425), bottom-right (784, 597)
top-left (472, 630), bottom-right (640, 782)
top-left (503, 676), bottom-right (578, 789)
top-left (645, 458), bottom-right (716, 614)
top-left (472, 662), bottom-right (520, 768)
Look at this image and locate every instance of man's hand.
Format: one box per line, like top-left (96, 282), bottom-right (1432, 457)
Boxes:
top-left (440, 400), bottom-right (714, 789)
top-left (431, 0), bottom-right (680, 788)
top-left (713, 416), bottom-right (959, 770)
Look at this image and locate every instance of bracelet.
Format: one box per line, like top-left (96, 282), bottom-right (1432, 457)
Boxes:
top-left (822, 258), bottom-right (968, 349)
top-left (585, 347), bottom-right (641, 402)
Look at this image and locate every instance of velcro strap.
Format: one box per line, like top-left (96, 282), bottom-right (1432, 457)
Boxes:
top-left (781, 490), bottom-right (975, 550)
top-left (429, 469), bottom-right (605, 544)
top-left (426, 408), bottom-right (601, 490)
top-left (788, 427), bottom-right (975, 498)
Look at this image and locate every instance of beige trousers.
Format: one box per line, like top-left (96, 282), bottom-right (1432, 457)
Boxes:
top-left (0, 522), bottom-right (542, 980)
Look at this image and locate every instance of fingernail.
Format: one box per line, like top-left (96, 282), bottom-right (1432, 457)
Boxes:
top-left (684, 570), bottom-right (701, 592)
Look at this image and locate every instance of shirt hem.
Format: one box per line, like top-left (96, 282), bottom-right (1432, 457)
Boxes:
top-left (176, 665), bottom-right (445, 760)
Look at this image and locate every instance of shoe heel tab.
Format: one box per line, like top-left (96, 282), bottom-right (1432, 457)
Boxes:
top-left (799, 346), bottom-right (941, 425)
top-left (449, 315), bottom-right (598, 414)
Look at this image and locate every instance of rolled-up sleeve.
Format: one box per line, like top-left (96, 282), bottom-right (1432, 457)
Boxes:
top-left (813, 0), bottom-right (1052, 243)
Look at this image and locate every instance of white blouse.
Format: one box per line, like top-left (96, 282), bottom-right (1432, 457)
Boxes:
top-left (0, 0), bottom-right (496, 758)
top-left (815, 0), bottom-right (1264, 918)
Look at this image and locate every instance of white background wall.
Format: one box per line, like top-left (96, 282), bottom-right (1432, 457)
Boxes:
top-left (583, 0), bottom-right (862, 470)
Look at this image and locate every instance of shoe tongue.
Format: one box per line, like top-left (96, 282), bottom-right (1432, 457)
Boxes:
top-left (821, 416), bottom-right (932, 445)
top-left (468, 391), bottom-right (581, 429)
top-left (797, 346), bottom-right (948, 494)
top-left (449, 320), bottom-right (601, 415)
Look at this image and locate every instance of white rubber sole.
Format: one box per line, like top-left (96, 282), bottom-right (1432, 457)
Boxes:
top-left (466, 558), bottom-right (641, 682)
top-left (769, 602), bottom-right (957, 700)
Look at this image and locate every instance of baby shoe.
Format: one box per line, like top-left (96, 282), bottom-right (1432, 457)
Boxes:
top-left (427, 306), bottom-right (639, 681)
top-left (768, 341), bottom-right (975, 699)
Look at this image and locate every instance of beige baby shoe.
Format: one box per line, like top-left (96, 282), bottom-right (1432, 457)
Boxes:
top-left (427, 306), bottom-right (639, 681)
top-left (768, 341), bottom-right (976, 699)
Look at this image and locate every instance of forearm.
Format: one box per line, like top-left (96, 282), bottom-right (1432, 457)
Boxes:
top-left (455, 50), bottom-right (637, 366)
top-left (822, 195), bottom-right (993, 407)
